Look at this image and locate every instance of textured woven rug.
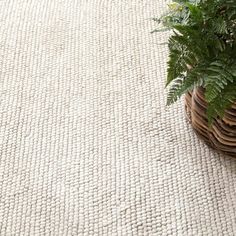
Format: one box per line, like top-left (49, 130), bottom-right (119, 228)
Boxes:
top-left (0, 0), bottom-right (236, 235)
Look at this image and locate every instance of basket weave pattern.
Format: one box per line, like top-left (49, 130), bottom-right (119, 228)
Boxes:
top-left (185, 87), bottom-right (236, 157)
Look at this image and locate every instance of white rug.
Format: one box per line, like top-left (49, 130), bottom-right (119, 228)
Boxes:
top-left (0, 0), bottom-right (236, 235)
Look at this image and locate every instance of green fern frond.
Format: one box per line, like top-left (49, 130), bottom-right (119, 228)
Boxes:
top-left (167, 74), bottom-right (204, 105)
top-left (153, 0), bottom-right (236, 124)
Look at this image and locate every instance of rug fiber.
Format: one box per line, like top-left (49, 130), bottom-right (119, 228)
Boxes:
top-left (0, 0), bottom-right (236, 235)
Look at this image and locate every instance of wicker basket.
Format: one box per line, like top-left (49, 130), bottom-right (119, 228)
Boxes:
top-left (185, 87), bottom-right (236, 157)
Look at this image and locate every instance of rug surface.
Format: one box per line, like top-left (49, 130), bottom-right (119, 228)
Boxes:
top-left (0, 0), bottom-right (236, 235)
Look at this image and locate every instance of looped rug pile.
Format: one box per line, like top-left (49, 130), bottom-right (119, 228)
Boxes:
top-left (0, 0), bottom-right (236, 235)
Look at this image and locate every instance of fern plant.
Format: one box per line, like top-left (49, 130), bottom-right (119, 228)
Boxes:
top-left (153, 0), bottom-right (236, 124)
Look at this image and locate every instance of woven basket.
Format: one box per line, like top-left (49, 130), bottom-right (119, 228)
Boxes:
top-left (185, 87), bottom-right (236, 157)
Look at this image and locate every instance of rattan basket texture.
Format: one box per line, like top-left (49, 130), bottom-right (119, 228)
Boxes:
top-left (185, 87), bottom-right (236, 157)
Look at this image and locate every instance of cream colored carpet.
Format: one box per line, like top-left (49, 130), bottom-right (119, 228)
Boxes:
top-left (0, 0), bottom-right (236, 235)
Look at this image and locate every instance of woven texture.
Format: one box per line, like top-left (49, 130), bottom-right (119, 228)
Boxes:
top-left (185, 88), bottom-right (236, 157)
top-left (0, 0), bottom-right (236, 235)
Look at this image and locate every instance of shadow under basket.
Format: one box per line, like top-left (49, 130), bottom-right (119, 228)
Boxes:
top-left (185, 87), bottom-right (236, 157)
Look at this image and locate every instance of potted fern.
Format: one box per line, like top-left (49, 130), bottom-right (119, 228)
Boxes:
top-left (153, 0), bottom-right (236, 156)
